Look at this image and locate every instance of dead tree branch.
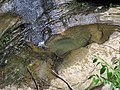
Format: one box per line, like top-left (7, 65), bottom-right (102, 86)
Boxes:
top-left (52, 70), bottom-right (74, 90)
top-left (27, 67), bottom-right (39, 90)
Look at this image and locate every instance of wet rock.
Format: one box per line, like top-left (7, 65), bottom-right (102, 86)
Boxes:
top-left (100, 7), bottom-right (120, 25)
top-left (0, 0), bottom-right (120, 45)
top-left (36, 5), bottom-right (120, 46)
top-left (0, 0), bottom-right (120, 89)
top-left (46, 25), bottom-right (91, 56)
top-left (46, 24), bottom-right (120, 56)
top-left (0, 13), bottom-right (20, 38)
top-left (0, 22), bottom-right (119, 89)
top-left (46, 31), bottom-right (120, 90)
top-left (0, 41), bottom-right (56, 89)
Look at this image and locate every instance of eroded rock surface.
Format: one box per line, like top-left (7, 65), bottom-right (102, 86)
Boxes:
top-left (100, 7), bottom-right (120, 25)
top-left (0, 13), bottom-right (20, 38)
top-left (0, 0), bottom-right (120, 90)
top-left (46, 24), bottom-right (120, 56)
top-left (46, 31), bottom-right (120, 90)
top-left (0, 0), bottom-right (120, 45)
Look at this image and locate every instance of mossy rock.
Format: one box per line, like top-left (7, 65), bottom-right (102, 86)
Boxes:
top-left (46, 25), bottom-right (91, 56)
top-left (46, 24), bottom-right (120, 56)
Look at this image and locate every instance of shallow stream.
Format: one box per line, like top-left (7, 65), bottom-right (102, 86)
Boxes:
top-left (0, 0), bottom-right (120, 89)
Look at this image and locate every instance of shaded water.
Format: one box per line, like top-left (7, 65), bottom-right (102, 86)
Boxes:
top-left (0, 0), bottom-right (120, 89)
top-left (46, 24), bottom-right (120, 56)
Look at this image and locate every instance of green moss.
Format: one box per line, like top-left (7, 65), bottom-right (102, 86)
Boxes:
top-left (46, 24), bottom-right (120, 57)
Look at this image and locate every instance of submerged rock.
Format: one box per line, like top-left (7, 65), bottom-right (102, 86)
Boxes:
top-left (46, 25), bottom-right (91, 56)
top-left (46, 24), bottom-right (120, 56)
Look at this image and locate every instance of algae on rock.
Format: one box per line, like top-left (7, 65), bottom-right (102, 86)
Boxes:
top-left (46, 24), bottom-right (120, 56)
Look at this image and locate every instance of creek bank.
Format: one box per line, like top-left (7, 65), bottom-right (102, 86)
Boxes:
top-left (0, 0), bottom-right (120, 90)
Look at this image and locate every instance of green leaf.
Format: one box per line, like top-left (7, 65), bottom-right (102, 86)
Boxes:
top-left (107, 68), bottom-right (112, 80)
top-left (110, 84), bottom-right (114, 90)
top-left (93, 58), bottom-right (98, 63)
top-left (103, 79), bottom-right (108, 85)
top-left (107, 72), bottom-right (112, 79)
top-left (114, 71), bottom-right (120, 81)
top-left (100, 65), bottom-right (106, 74)
top-left (93, 77), bottom-right (99, 85)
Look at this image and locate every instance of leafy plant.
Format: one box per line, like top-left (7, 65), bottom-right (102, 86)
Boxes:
top-left (88, 56), bottom-right (120, 89)
top-left (0, 34), bottom-right (11, 49)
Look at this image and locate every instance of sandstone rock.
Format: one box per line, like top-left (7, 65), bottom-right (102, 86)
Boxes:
top-left (100, 7), bottom-right (120, 26)
top-left (46, 31), bottom-right (120, 90)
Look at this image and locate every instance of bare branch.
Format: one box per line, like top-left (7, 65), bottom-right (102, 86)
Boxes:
top-left (52, 70), bottom-right (74, 90)
top-left (27, 67), bottom-right (39, 90)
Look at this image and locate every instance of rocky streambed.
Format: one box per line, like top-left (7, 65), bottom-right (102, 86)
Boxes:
top-left (0, 0), bottom-right (120, 90)
top-left (0, 23), bottom-right (120, 90)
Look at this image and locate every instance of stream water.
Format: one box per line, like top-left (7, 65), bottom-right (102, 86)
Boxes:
top-left (0, 0), bottom-right (104, 46)
top-left (1, 0), bottom-right (67, 45)
top-left (0, 0), bottom-right (120, 89)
